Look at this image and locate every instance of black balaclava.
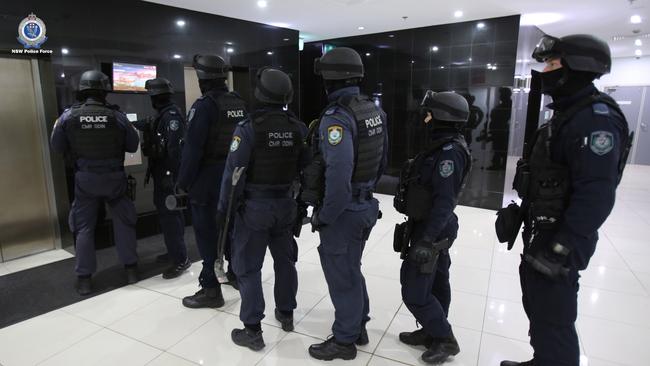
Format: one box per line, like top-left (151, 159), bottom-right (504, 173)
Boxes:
top-left (541, 61), bottom-right (597, 99)
top-left (151, 93), bottom-right (172, 111)
top-left (199, 78), bottom-right (227, 95)
top-left (323, 78), bottom-right (359, 95)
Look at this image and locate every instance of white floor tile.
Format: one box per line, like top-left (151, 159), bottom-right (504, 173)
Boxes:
top-left (477, 333), bottom-right (532, 366)
top-left (587, 247), bottom-right (631, 271)
top-left (257, 332), bottom-right (372, 366)
top-left (491, 246), bottom-right (521, 275)
top-left (636, 272), bottom-right (650, 294)
top-left (487, 272), bottom-right (522, 303)
top-left (456, 227), bottom-right (497, 251)
top-left (617, 250), bottom-right (650, 274)
top-left (362, 252), bottom-right (402, 281)
top-left (0, 310), bottom-right (101, 366)
top-left (449, 265), bottom-right (490, 296)
top-left (483, 298), bottom-right (530, 342)
top-left (365, 274), bottom-right (403, 313)
top-left (168, 312), bottom-right (286, 366)
top-left (39, 329), bottom-right (161, 366)
top-left (108, 296), bottom-right (217, 349)
top-left (397, 290), bottom-right (485, 332)
top-left (604, 233), bottom-right (650, 253)
top-left (581, 356), bottom-right (625, 366)
top-left (0, 263), bottom-right (10, 276)
top-left (145, 352), bottom-right (198, 366)
top-left (2, 249), bottom-right (74, 274)
top-left (580, 265), bottom-right (647, 296)
top-left (449, 246), bottom-right (493, 271)
top-left (367, 355), bottom-right (410, 366)
top-left (578, 287), bottom-right (650, 328)
top-left (298, 246), bottom-right (322, 265)
top-left (61, 286), bottom-right (163, 326)
top-left (135, 262), bottom-right (202, 295)
top-left (578, 315), bottom-right (650, 366)
top-left (374, 313), bottom-right (481, 366)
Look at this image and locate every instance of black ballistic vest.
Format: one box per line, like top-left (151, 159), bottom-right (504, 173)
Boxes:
top-left (246, 111), bottom-right (303, 185)
top-left (66, 100), bottom-right (124, 160)
top-left (203, 92), bottom-right (247, 163)
top-left (394, 136), bottom-right (471, 220)
top-left (513, 93), bottom-right (632, 234)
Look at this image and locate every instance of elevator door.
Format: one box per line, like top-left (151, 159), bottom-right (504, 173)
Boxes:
top-left (0, 57), bottom-right (58, 261)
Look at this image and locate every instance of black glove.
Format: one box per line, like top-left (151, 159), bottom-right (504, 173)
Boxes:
top-left (524, 242), bottom-right (570, 280)
top-left (310, 210), bottom-right (326, 232)
top-left (412, 239), bottom-right (435, 264)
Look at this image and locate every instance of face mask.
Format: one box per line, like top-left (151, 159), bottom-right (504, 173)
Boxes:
top-left (540, 68), bottom-right (565, 96)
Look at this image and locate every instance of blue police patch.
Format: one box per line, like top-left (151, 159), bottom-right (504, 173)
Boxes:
top-left (230, 136), bottom-right (241, 152)
top-left (169, 120), bottom-right (179, 131)
top-left (592, 103), bottom-right (610, 115)
top-left (327, 125), bottom-right (343, 145)
top-left (187, 108), bottom-right (195, 122)
top-left (590, 131), bottom-right (614, 155)
top-left (439, 160), bottom-right (454, 178)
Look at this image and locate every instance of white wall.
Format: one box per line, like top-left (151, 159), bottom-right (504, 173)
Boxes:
top-left (595, 56), bottom-right (650, 89)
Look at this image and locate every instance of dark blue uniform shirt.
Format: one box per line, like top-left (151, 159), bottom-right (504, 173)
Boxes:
top-left (317, 86), bottom-right (389, 224)
top-left (218, 106), bottom-right (310, 212)
top-left (548, 84), bottom-right (626, 268)
top-left (132, 103), bottom-right (185, 176)
top-left (51, 99), bottom-right (139, 170)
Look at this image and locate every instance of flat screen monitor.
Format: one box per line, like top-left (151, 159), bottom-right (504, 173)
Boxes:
top-left (112, 62), bottom-right (156, 92)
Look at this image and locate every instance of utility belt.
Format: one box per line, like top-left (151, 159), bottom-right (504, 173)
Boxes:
top-left (244, 189), bottom-right (293, 199)
top-left (352, 189), bottom-right (374, 202)
top-left (393, 220), bottom-right (451, 273)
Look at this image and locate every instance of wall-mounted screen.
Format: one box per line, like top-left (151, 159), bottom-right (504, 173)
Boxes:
top-left (112, 62), bottom-right (156, 92)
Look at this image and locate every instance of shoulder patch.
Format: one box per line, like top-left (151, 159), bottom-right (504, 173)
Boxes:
top-left (230, 135), bottom-right (241, 152)
top-left (327, 125), bottom-right (343, 145)
top-left (592, 103), bottom-right (610, 116)
top-left (169, 110), bottom-right (177, 115)
top-left (442, 144), bottom-right (453, 151)
top-left (439, 160), bottom-right (454, 178)
top-left (187, 108), bottom-right (196, 122)
top-left (169, 120), bottom-right (179, 131)
top-left (325, 107), bottom-right (337, 116)
top-left (590, 130), bottom-right (614, 155)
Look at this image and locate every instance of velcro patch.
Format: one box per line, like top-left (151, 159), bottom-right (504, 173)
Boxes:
top-left (590, 131), bottom-right (614, 155)
top-left (328, 125), bottom-right (343, 145)
top-left (439, 160), bottom-right (454, 178)
top-left (230, 136), bottom-right (241, 152)
top-left (169, 120), bottom-right (179, 131)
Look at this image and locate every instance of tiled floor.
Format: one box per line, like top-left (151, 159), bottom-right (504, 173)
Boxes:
top-left (1, 164), bottom-right (649, 366)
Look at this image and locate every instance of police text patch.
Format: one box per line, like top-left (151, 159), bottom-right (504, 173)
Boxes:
top-left (439, 160), bottom-right (454, 178)
top-left (230, 136), bottom-right (241, 152)
top-left (169, 120), bottom-right (179, 131)
top-left (590, 131), bottom-right (614, 156)
top-left (328, 125), bottom-right (343, 146)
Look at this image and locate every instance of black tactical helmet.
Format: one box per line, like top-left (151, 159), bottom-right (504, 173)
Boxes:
top-left (144, 77), bottom-right (174, 96)
top-left (532, 34), bottom-right (611, 76)
top-left (421, 91), bottom-right (469, 123)
top-left (314, 47), bottom-right (364, 80)
top-left (79, 70), bottom-right (111, 91)
top-left (193, 54), bottom-right (229, 80)
top-left (255, 67), bottom-right (293, 105)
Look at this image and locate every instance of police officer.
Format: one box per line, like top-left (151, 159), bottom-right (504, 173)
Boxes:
top-left (395, 91), bottom-right (471, 364)
top-left (501, 35), bottom-right (632, 366)
top-left (304, 47), bottom-right (388, 361)
top-left (132, 78), bottom-right (190, 279)
top-left (50, 70), bottom-right (140, 295)
top-left (219, 68), bottom-right (309, 350)
top-left (178, 54), bottom-right (247, 308)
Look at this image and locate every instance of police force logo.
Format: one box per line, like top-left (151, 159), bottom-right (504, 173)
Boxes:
top-left (17, 13), bottom-right (48, 49)
top-left (439, 160), bottom-right (454, 178)
top-left (590, 131), bottom-right (614, 156)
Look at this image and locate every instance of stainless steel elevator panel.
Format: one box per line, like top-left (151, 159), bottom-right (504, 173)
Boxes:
top-left (0, 57), bottom-right (57, 261)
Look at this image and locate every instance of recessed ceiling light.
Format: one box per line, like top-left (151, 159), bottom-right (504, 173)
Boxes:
top-left (226, 41), bottom-right (233, 45)
top-left (477, 22), bottom-right (485, 29)
top-left (410, 60), bottom-right (415, 64)
top-left (267, 51), bottom-right (274, 55)
top-left (227, 48), bottom-right (234, 53)
top-left (358, 26), bottom-right (365, 30)
top-left (454, 10), bottom-right (463, 18)
top-left (431, 46), bottom-right (439, 52)
top-left (270, 22), bottom-right (290, 28)
top-left (283, 38), bottom-right (290, 41)
top-left (176, 20), bottom-right (186, 27)
top-left (487, 63), bottom-right (492, 67)
top-left (173, 54), bottom-right (182, 59)
top-left (468, 57), bottom-right (473, 62)
top-left (60, 73), bottom-right (65, 78)
top-left (257, 0), bottom-right (268, 8)
top-left (635, 39), bottom-right (643, 46)
top-left (366, 52), bottom-right (371, 56)
top-left (388, 34), bottom-right (395, 38)
top-left (631, 15), bottom-right (642, 24)
top-left (61, 48), bottom-right (69, 55)
top-left (521, 13), bottom-right (564, 26)
top-left (635, 49), bottom-right (643, 56)
top-left (440, 66), bottom-right (445, 69)
top-left (492, 66), bottom-right (498, 70)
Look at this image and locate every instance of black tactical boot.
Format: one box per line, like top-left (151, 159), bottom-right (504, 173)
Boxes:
top-left (421, 331), bottom-right (460, 364)
top-left (155, 252), bottom-right (170, 263)
top-left (76, 276), bottom-right (92, 296)
top-left (501, 360), bottom-right (534, 366)
top-left (356, 323), bottom-right (369, 346)
top-left (399, 328), bottom-right (434, 347)
top-left (162, 258), bottom-right (191, 279)
top-left (182, 286), bottom-right (225, 308)
top-left (223, 270), bottom-right (239, 290)
top-left (309, 337), bottom-right (357, 361)
top-left (125, 265), bottom-right (139, 285)
top-left (231, 327), bottom-right (265, 351)
top-left (274, 309), bottom-right (294, 332)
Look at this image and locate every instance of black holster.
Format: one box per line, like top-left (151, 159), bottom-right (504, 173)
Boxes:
top-left (293, 202), bottom-right (308, 237)
top-left (495, 202), bottom-right (524, 250)
top-left (393, 221), bottom-right (412, 259)
top-left (416, 238), bottom-right (451, 274)
top-left (300, 157), bottom-right (325, 206)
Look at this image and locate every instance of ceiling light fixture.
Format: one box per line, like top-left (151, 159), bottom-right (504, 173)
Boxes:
top-left (635, 39), bottom-right (643, 46)
top-left (635, 49), bottom-right (643, 56)
top-left (176, 20), bottom-right (186, 27)
top-left (631, 15), bottom-right (642, 24)
top-left (283, 38), bottom-right (290, 41)
top-left (267, 51), bottom-right (273, 55)
top-left (257, 1), bottom-right (268, 8)
top-left (358, 26), bottom-right (365, 30)
top-left (173, 54), bottom-right (182, 59)
top-left (61, 48), bottom-right (69, 55)
top-left (477, 22), bottom-right (485, 29)
top-left (431, 46), bottom-right (439, 52)
top-left (60, 73), bottom-right (65, 78)
top-left (388, 34), bottom-right (395, 38)
top-left (227, 48), bottom-right (234, 53)
top-left (226, 41), bottom-right (233, 45)
top-left (440, 66), bottom-right (445, 69)
top-left (454, 10), bottom-right (463, 18)
top-left (366, 52), bottom-right (371, 56)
